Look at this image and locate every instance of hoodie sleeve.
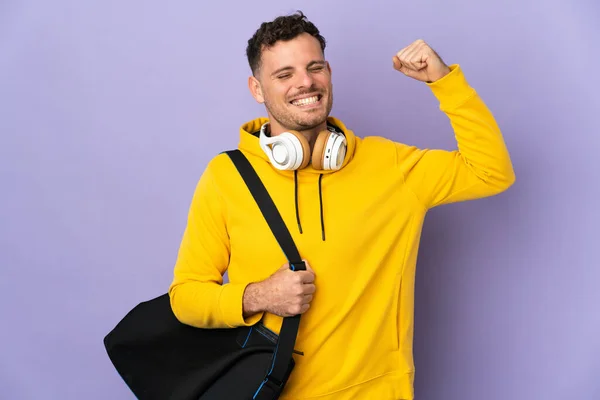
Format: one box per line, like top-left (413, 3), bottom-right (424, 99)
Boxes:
top-left (168, 159), bottom-right (264, 328)
top-left (395, 64), bottom-right (515, 209)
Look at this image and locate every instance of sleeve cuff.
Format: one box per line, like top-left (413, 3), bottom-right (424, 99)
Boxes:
top-left (427, 64), bottom-right (476, 109)
top-left (219, 282), bottom-right (264, 327)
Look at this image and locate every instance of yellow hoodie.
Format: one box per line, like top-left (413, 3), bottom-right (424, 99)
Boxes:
top-left (169, 65), bottom-right (515, 399)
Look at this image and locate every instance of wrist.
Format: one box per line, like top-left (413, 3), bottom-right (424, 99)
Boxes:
top-left (242, 282), bottom-right (266, 317)
top-left (428, 65), bottom-right (451, 83)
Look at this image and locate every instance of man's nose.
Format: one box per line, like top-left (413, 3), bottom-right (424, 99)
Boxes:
top-left (296, 71), bottom-right (315, 89)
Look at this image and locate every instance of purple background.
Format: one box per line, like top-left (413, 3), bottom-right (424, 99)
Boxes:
top-left (1, 1), bottom-right (599, 399)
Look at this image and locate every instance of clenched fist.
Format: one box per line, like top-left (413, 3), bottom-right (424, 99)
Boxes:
top-left (243, 261), bottom-right (316, 318)
top-left (393, 39), bottom-right (451, 83)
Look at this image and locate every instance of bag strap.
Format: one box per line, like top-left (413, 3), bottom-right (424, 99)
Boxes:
top-left (225, 149), bottom-right (305, 398)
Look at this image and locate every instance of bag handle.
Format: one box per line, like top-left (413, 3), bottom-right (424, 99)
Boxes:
top-left (225, 149), bottom-right (304, 398)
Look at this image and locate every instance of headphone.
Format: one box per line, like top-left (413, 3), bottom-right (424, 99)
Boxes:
top-left (259, 123), bottom-right (347, 171)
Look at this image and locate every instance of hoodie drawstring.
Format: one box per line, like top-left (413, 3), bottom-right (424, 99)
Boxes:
top-left (294, 170), bottom-right (302, 234)
top-left (318, 174), bottom-right (325, 241)
top-left (293, 171), bottom-right (326, 241)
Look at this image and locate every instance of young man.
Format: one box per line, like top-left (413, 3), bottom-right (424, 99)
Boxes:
top-left (168, 11), bottom-right (515, 400)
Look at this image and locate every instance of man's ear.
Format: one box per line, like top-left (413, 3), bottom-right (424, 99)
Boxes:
top-left (248, 76), bottom-right (264, 103)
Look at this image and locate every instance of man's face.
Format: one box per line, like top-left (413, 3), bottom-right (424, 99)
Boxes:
top-left (250, 33), bottom-right (333, 132)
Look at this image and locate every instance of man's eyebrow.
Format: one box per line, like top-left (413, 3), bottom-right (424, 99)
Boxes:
top-left (271, 66), bottom-right (293, 77)
top-left (307, 60), bottom-right (327, 68)
top-left (270, 60), bottom-right (326, 77)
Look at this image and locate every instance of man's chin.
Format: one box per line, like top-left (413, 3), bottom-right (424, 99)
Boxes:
top-left (292, 111), bottom-right (329, 129)
top-left (294, 119), bottom-right (328, 131)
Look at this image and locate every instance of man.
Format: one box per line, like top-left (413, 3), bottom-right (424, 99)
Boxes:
top-left (168, 11), bottom-right (515, 400)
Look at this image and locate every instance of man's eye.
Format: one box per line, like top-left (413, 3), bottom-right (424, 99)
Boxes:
top-left (278, 74), bottom-right (291, 79)
top-left (311, 66), bottom-right (324, 72)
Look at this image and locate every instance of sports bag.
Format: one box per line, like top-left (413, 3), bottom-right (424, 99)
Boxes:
top-left (103, 149), bottom-right (305, 399)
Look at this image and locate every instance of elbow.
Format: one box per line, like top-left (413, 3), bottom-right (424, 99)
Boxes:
top-left (506, 168), bottom-right (516, 189)
top-left (502, 157), bottom-right (517, 190)
top-left (493, 163), bottom-right (516, 195)
top-left (168, 282), bottom-right (216, 329)
top-left (168, 285), bottom-right (188, 325)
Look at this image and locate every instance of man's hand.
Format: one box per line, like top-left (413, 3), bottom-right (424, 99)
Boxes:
top-left (393, 39), bottom-right (451, 83)
top-left (243, 261), bottom-right (316, 318)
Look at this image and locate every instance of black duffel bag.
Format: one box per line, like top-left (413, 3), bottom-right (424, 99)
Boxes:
top-left (104, 149), bottom-right (306, 399)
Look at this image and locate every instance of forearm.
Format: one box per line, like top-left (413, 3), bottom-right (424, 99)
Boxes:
top-left (170, 279), bottom-right (262, 328)
top-left (242, 282), bottom-right (266, 318)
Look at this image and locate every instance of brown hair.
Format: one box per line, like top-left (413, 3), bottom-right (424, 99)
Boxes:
top-left (246, 11), bottom-right (326, 76)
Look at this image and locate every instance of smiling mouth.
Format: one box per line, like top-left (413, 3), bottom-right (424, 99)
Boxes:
top-left (290, 94), bottom-right (322, 107)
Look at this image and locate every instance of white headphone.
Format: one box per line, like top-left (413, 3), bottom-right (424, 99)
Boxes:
top-left (259, 123), bottom-right (347, 171)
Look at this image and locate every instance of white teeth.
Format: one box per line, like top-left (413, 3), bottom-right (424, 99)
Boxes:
top-left (292, 96), bottom-right (319, 106)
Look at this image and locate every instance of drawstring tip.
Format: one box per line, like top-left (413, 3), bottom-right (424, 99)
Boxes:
top-left (298, 223), bottom-right (303, 234)
top-left (321, 230), bottom-right (325, 241)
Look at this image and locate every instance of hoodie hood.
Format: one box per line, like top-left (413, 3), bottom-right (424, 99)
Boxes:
top-left (237, 116), bottom-right (358, 241)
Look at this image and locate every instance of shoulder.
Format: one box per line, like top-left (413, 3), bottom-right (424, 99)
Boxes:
top-left (201, 150), bottom-right (241, 178)
top-left (199, 149), bottom-right (267, 191)
top-left (354, 135), bottom-right (407, 165)
top-left (360, 135), bottom-right (397, 149)
top-left (187, 151), bottom-right (239, 197)
top-left (351, 135), bottom-right (428, 174)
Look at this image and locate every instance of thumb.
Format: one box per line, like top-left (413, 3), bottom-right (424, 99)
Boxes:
top-left (392, 55), bottom-right (404, 72)
top-left (279, 263), bottom-right (291, 271)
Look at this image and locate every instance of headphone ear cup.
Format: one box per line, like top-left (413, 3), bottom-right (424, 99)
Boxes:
top-left (311, 131), bottom-right (331, 170)
top-left (287, 130), bottom-right (311, 169)
top-left (260, 123), bottom-right (311, 170)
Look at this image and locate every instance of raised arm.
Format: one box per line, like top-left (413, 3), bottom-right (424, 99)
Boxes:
top-left (392, 40), bottom-right (515, 209)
